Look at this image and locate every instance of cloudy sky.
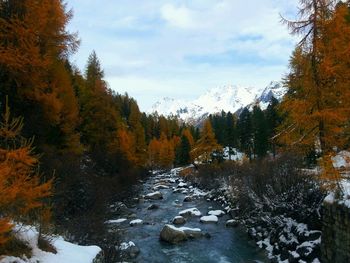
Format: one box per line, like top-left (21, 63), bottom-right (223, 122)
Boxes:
top-left (67, 0), bottom-right (299, 111)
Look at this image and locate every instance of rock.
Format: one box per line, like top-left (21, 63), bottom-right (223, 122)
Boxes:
top-left (129, 219), bottom-right (143, 226)
top-left (177, 182), bottom-right (188, 188)
top-left (297, 230), bottom-right (321, 243)
top-left (118, 241), bottom-right (140, 259)
top-left (200, 215), bottom-right (218, 223)
top-left (183, 196), bottom-right (193, 202)
top-left (181, 227), bottom-right (203, 239)
top-left (112, 202), bottom-right (132, 216)
top-left (172, 216), bottom-right (186, 225)
top-left (105, 218), bottom-right (127, 225)
top-left (128, 213), bottom-right (137, 219)
top-left (179, 208), bottom-right (202, 217)
top-left (147, 204), bottom-right (159, 210)
top-left (160, 224), bottom-right (188, 244)
top-left (226, 219), bottom-right (239, 227)
top-left (208, 210), bottom-right (225, 217)
top-left (145, 191), bottom-right (163, 200)
top-left (153, 184), bottom-right (170, 190)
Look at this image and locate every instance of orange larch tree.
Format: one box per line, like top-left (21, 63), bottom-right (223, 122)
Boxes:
top-left (0, 101), bottom-right (52, 246)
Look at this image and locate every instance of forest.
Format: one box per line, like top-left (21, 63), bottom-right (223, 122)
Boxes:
top-left (1, 0), bottom-right (350, 262)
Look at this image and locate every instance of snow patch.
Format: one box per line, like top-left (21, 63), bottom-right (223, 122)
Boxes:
top-left (0, 225), bottom-right (101, 263)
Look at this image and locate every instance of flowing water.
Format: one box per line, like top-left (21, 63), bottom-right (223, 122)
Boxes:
top-left (113, 169), bottom-right (267, 263)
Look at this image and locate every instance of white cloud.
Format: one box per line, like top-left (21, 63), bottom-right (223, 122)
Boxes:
top-left (67, 0), bottom-right (300, 111)
top-left (161, 4), bottom-right (196, 29)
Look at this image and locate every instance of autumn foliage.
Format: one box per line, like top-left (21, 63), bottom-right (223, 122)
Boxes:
top-left (191, 120), bottom-right (222, 163)
top-left (0, 102), bottom-right (52, 246)
top-left (279, 1), bottom-right (350, 154)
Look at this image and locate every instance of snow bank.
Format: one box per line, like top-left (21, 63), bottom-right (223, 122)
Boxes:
top-left (223, 147), bottom-right (245, 162)
top-left (324, 179), bottom-right (350, 208)
top-left (0, 225), bottom-right (101, 263)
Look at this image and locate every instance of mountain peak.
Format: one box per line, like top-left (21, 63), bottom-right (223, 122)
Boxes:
top-left (149, 82), bottom-right (286, 122)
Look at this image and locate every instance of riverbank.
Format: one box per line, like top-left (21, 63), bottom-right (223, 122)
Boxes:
top-left (180, 160), bottom-right (324, 263)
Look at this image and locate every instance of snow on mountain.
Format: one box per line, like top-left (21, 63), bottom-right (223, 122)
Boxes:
top-left (257, 81), bottom-right (287, 110)
top-left (149, 82), bottom-right (287, 123)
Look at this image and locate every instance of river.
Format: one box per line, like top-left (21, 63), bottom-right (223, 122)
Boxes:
top-left (110, 168), bottom-right (267, 263)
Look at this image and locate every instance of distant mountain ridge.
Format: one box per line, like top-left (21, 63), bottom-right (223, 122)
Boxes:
top-left (149, 81), bottom-right (286, 123)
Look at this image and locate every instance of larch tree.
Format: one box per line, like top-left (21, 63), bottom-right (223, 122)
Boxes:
top-left (278, 0), bottom-right (348, 153)
top-left (279, 0), bottom-right (350, 186)
top-left (191, 120), bottom-right (222, 163)
top-left (0, 101), bottom-right (52, 246)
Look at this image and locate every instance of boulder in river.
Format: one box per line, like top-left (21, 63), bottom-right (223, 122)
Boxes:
top-left (172, 216), bottom-right (186, 225)
top-left (130, 219), bottom-right (143, 226)
top-left (183, 196), bottom-right (193, 202)
top-left (208, 210), bottom-right (225, 217)
top-left (160, 224), bottom-right (188, 244)
top-left (147, 204), bottom-right (159, 210)
top-left (226, 219), bottom-right (239, 227)
top-left (160, 225), bottom-right (203, 244)
top-left (179, 208), bottom-right (202, 217)
top-left (200, 215), bottom-right (218, 223)
top-left (145, 191), bottom-right (163, 200)
top-left (153, 184), bottom-right (170, 190)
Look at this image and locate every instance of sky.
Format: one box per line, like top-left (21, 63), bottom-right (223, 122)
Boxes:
top-left (66, 0), bottom-right (299, 111)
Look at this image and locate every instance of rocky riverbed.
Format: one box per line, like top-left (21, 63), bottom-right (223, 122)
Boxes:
top-left (106, 168), bottom-right (267, 262)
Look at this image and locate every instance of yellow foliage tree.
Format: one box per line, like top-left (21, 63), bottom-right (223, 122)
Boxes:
top-left (0, 101), bottom-right (52, 246)
top-left (191, 120), bottom-right (222, 163)
top-left (279, 1), bottom-right (350, 154)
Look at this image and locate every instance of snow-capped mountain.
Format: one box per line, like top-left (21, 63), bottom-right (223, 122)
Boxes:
top-left (149, 82), bottom-right (286, 123)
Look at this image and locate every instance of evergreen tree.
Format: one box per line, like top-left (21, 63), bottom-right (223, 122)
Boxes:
top-left (266, 97), bottom-right (281, 157)
top-left (237, 108), bottom-right (253, 159)
top-left (252, 105), bottom-right (269, 158)
top-left (176, 134), bottom-right (192, 165)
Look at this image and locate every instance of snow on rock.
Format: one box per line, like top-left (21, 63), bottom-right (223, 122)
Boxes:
top-left (172, 216), bottom-right (186, 225)
top-left (0, 225), bottom-right (101, 263)
top-left (129, 219), bottom-right (143, 226)
top-left (160, 224), bottom-right (203, 244)
top-left (208, 210), bottom-right (225, 217)
top-left (332, 150), bottom-right (350, 169)
top-left (153, 184), bottom-right (170, 190)
top-left (177, 182), bottom-right (188, 188)
top-left (144, 191), bottom-right (163, 200)
top-left (118, 241), bottom-right (140, 259)
top-left (105, 218), bottom-right (127, 224)
top-left (200, 215), bottom-right (218, 223)
top-left (179, 208), bottom-right (202, 217)
top-left (119, 241), bottom-right (136, 250)
top-left (324, 179), bottom-right (350, 208)
top-left (226, 219), bottom-right (239, 227)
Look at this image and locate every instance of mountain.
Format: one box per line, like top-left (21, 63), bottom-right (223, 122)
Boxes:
top-left (257, 81), bottom-right (287, 110)
top-left (149, 82), bottom-right (287, 123)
